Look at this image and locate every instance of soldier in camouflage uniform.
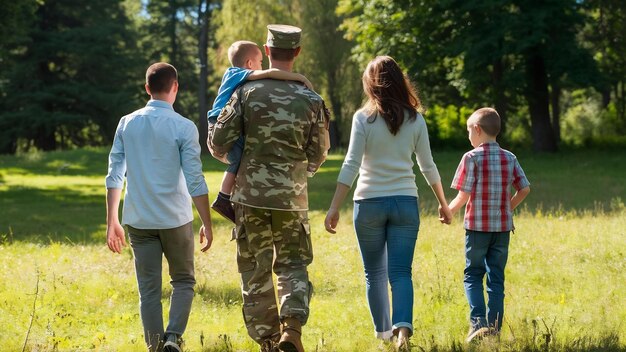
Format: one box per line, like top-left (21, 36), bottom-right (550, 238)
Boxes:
top-left (208, 24), bottom-right (330, 352)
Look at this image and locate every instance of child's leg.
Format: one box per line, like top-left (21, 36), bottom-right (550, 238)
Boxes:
top-left (464, 230), bottom-right (490, 330)
top-left (219, 171), bottom-right (236, 195)
top-left (211, 136), bottom-right (244, 223)
top-left (485, 231), bottom-right (510, 331)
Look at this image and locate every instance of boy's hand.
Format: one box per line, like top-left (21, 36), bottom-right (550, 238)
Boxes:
top-left (324, 208), bottom-right (340, 234)
top-left (199, 224), bottom-right (213, 252)
top-left (438, 205), bottom-right (452, 225)
top-left (106, 222), bottom-right (127, 253)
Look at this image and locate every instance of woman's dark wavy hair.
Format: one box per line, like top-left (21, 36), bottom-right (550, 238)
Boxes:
top-left (362, 56), bottom-right (423, 135)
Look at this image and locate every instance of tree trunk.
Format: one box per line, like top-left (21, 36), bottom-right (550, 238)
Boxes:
top-left (601, 88), bottom-right (611, 108)
top-left (492, 57), bottom-right (508, 138)
top-left (169, 0), bottom-right (178, 65)
top-left (550, 80), bottom-right (561, 144)
top-left (197, 0), bottom-right (209, 153)
top-left (525, 53), bottom-right (558, 152)
top-left (617, 81), bottom-right (626, 121)
top-left (326, 69), bottom-right (342, 150)
top-left (34, 127), bottom-right (56, 151)
top-left (169, 0), bottom-right (181, 113)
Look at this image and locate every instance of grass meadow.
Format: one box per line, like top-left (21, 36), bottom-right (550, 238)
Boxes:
top-left (0, 147), bottom-right (625, 351)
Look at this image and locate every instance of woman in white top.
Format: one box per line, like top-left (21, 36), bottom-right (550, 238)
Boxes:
top-left (324, 56), bottom-right (452, 350)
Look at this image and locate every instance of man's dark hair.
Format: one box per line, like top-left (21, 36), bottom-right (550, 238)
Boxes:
top-left (145, 62), bottom-right (177, 94)
top-left (268, 47), bottom-right (297, 61)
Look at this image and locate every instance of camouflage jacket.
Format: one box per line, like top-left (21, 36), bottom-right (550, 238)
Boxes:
top-left (209, 79), bottom-right (330, 210)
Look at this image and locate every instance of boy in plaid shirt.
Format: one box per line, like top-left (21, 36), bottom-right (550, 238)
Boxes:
top-left (446, 107), bottom-right (530, 342)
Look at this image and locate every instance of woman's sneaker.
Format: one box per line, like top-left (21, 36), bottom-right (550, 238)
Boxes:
top-left (163, 334), bottom-right (182, 352)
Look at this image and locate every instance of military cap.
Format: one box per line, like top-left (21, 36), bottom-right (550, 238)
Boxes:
top-left (266, 24), bottom-right (302, 49)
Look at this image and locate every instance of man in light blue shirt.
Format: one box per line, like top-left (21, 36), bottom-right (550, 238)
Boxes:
top-left (105, 62), bottom-right (213, 352)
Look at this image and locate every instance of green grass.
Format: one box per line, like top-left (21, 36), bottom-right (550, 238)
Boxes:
top-left (1, 148), bottom-right (625, 351)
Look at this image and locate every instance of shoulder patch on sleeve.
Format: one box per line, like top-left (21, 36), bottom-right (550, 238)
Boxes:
top-left (216, 95), bottom-right (239, 127)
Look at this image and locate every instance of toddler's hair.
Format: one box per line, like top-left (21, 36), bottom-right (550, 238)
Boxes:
top-left (228, 41), bottom-right (260, 68)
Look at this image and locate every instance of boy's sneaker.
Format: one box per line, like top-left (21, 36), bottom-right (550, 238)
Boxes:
top-left (466, 327), bottom-right (489, 343)
top-left (211, 193), bottom-right (235, 223)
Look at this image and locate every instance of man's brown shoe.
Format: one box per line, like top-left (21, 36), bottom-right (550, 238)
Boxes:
top-left (278, 317), bottom-right (304, 352)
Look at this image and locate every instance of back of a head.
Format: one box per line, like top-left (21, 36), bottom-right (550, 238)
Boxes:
top-left (146, 62), bottom-right (177, 94)
top-left (362, 56), bottom-right (422, 135)
top-left (266, 24), bottom-right (301, 62)
top-left (228, 41), bottom-right (259, 68)
top-left (473, 107), bottom-right (501, 137)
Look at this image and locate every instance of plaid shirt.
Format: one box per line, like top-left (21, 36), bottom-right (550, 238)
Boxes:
top-left (451, 142), bottom-right (530, 232)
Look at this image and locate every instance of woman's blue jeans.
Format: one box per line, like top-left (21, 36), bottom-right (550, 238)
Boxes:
top-left (464, 230), bottom-right (510, 332)
top-left (353, 196), bottom-right (419, 339)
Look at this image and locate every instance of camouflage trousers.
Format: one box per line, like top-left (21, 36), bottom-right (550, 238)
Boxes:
top-left (232, 204), bottom-right (314, 344)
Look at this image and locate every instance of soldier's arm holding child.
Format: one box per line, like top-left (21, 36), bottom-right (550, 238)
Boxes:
top-left (209, 89), bottom-right (244, 162)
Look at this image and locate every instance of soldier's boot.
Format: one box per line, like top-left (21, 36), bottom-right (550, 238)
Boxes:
top-left (260, 332), bottom-right (281, 352)
top-left (278, 317), bottom-right (304, 352)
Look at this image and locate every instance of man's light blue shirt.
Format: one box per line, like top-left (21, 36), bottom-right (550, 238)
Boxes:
top-left (105, 99), bottom-right (208, 229)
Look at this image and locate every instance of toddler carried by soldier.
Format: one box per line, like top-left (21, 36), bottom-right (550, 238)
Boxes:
top-left (209, 24), bottom-right (330, 352)
top-left (208, 40), bottom-right (313, 223)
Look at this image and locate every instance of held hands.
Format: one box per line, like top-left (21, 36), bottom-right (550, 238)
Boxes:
top-left (106, 221), bottom-right (127, 253)
top-left (199, 224), bottom-right (213, 252)
top-left (438, 205), bottom-right (452, 225)
top-left (324, 208), bottom-right (340, 234)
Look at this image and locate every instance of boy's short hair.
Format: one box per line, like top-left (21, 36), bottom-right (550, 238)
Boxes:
top-left (228, 41), bottom-right (260, 67)
top-left (267, 47), bottom-right (297, 62)
top-left (471, 107), bottom-right (501, 137)
top-left (146, 62), bottom-right (177, 94)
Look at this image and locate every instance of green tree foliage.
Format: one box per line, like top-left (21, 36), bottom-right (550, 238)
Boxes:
top-left (0, 0), bottom-right (143, 152)
top-left (340, 0), bottom-right (600, 152)
top-left (582, 0), bottom-right (626, 135)
top-left (142, 0), bottom-right (202, 122)
top-left (297, 0), bottom-right (362, 148)
top-left (1, 0), bottom-right (623, 154)
top-left (0, 0), bottom-right (37, 153)
top-left (216, 0), bottom-right (362, 148)
top-left (215, 0), bottom-right (295, 68)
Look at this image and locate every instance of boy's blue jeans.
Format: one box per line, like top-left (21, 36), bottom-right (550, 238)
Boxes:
top-left (464, 230), bottom-right (510, 332)
top-left (353, 196), bottom-right (419, 339)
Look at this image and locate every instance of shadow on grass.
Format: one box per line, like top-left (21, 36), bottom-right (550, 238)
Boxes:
top-left (0, 185), bottom-right (105, 244)
top-left (2, 148), bottom-right (625, 245)
top-left (0, 148), bottom-right (110, 177)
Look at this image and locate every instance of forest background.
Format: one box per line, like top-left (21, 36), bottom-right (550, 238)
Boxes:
top-left (1, 0), bottom-right (625, 155)
top-left (1, 1), bottom-right (626, 351)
